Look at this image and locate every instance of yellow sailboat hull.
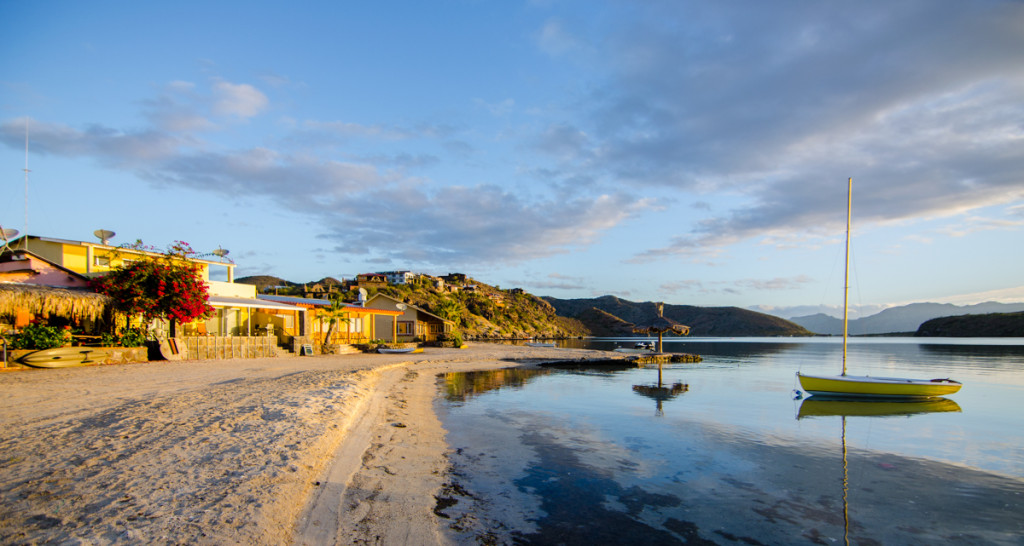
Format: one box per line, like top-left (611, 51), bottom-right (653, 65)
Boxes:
top-left (797, 372), bottom-right (962, 399)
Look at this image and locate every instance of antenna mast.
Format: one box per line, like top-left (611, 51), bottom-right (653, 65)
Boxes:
top-left (22, 119), bottom-right (30, 248)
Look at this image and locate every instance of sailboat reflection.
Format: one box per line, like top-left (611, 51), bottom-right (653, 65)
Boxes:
top-left (796, 397), bottom-right (961, 545)
top-left (798, 397), bottom-right (961, 419)
top-left (632, 365), bottom-right (689, 416)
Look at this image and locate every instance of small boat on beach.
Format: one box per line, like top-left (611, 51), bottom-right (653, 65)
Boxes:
top-left (377, 347), bottom-right (420, 354)
top-left (612, 341), bottom-right (656, 354)
top-left (18, 347), bottom-right (110, 368)
top-left (525, 342), bottom-right (557, 347)
top-left (796, 178), bottom-right (962, 399)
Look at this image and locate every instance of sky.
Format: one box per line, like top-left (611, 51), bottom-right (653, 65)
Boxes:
top-left (2, 0), bottom-right (1023, 319)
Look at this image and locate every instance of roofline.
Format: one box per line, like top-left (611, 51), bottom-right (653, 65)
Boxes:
top-left (0, 248), bottom-right (92, 281)
top-left (10, 235), bottom-right (231, 268)
top-left (366, 293), bottom-right (454, 324)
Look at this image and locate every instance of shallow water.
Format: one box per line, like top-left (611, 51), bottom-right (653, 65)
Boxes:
top-left (436, 338), bottom-right (1024, 544)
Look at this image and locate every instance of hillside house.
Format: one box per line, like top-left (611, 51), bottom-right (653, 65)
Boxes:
top-left (355, 273), bottom-right (388, 288)
top-left (379, 270), bottom-right (415, 285)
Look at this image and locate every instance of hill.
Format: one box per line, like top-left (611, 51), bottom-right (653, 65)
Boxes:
top-left (372, 280), bottom-right (588, 339)
top-left (916, 312), bottom-right (1024, 337)
top-left (790, 301), bottom-right (1024, 335)
top-left (235, 275), bottom-right (292, 290)
top-left (544, 295), bottom-right (811, 337)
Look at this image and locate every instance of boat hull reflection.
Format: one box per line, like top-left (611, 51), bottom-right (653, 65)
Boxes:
top-left (798, 397), bottom-right (961, 419)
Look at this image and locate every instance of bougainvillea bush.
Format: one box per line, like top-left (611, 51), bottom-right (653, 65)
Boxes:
top-left (91, 241), bottom-right (215, 327)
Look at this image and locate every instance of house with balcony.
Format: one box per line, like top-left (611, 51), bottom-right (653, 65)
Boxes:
top-left (3, 234), bottom-right (304, 359)
top-left (379, 270), bottom-right (415, 285)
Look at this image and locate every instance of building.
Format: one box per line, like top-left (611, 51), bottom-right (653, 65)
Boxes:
top-left (4, 234), bottom-right (304, 359)
top-left (0, 248), bottom-right (109, 331)
top-left (256, 294), bottom-right (401, 349)
top-left (355, 273), bottom-right (388, 288)
top-left (364, 293), bottom-right (455, 343)
top-left (379, 270), bottom-right (415, 285)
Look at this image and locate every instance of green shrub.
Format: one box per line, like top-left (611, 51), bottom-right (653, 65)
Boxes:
top-left (9, 324), bottom-right (71, 350)
top-left (439, 330), bottom-right (464, 346)
top-left (119, 327), bottom-right (147, 347)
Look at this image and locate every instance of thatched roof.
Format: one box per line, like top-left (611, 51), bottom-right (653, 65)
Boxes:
top-left (0, 283), bottom-right (112, 321)
top-left (631, 302), bottom-right (691, 335)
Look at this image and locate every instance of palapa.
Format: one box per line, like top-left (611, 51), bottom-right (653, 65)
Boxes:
top-left (0, 283), bottom-right (112, 322)
top-left (632, 302), bottom-right (690, 353)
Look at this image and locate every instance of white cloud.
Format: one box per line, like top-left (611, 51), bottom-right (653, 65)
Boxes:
top-left (212, 81), bottom-right (268, 118)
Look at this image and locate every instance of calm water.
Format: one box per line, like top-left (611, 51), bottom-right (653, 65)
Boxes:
top-left (436, 338), bottom-right (1024, 545)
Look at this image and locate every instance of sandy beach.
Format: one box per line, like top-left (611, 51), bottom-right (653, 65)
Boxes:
top-left (0, 344), bottom-right (603, 544)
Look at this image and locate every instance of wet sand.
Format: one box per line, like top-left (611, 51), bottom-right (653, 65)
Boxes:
top-left (0, 344), bottom-right (603, 544)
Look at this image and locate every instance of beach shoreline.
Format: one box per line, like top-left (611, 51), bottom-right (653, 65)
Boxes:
top-left (0, 344), bottom-right (605, 544)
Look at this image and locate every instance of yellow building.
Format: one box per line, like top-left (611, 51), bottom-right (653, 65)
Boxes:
top-left (9, 235), bottom-right (234, 282)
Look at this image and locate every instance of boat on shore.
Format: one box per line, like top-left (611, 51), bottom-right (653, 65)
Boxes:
top-left (18, 347), bottom-right (110, 368)
top-left (612, 341), bottom-right (656, 354)
top-left (525, 342), bottom-right (557, 347)
top-left (377, 347), bottom-right (420, 354)
top-left (796, 178), bottom-right (961, 399)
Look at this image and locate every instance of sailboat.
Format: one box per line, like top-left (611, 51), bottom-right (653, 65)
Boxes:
top-left (796, 178), bottom-right (962, 399)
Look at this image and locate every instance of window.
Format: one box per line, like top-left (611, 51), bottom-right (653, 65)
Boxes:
top-left (397, 321), bottom-right (414, 335)
top-left (93, 255), bottom-right (111, 267)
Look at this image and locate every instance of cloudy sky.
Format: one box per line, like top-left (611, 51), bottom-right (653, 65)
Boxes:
top-left (2, 0), bottom-right (1022, 318)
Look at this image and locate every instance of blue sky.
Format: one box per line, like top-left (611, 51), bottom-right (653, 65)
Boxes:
top-left (2, 0), bottom-right (1022, 319)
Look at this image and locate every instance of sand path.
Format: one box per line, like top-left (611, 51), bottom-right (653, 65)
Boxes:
top-left (0, 344), bottom-right (603, 544)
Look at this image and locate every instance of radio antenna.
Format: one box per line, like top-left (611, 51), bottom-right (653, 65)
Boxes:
top-left (22, 119), bottom-right (30, 249)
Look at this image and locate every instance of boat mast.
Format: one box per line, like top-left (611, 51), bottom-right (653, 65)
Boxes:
top-left (842, 177), bottom-right (852, 376)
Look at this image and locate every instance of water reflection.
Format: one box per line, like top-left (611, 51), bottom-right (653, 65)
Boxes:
top-left (441, 367), bottom-right (550, 403)
top-left (632, 382), bottom-right (689, 416)
top-left (797, 397), bottom-right (963, 546)
top-left (439, 342), bottom-right (1024, 543)
top-left (797, 397), bottom-right (962, 419)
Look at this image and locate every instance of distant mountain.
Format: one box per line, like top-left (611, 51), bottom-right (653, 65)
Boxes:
top-left (544, 295), bottom-right (811, 337)
top-left (235, 275), bottom-right (293, 290)
top-left (916, 312), bottom-right (1024, 337)
top-left (574, 307), bottom-right (636, 337)
top-left (790, 301), bottom-right (1024, 335)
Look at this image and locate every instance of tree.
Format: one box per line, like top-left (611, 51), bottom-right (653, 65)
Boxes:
top-left (321, 293), bottom-right (350, 352)
top-left (90, 241), bottom-right (215, 331)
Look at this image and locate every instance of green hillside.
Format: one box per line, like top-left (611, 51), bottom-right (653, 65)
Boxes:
top-left (545, 295), bottom-right (812, 337)
top-left (916, 312), bottom-right (1024, 337)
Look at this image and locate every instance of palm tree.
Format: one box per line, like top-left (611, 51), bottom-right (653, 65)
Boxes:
top-left (321, 294), bottom-right (350, 353)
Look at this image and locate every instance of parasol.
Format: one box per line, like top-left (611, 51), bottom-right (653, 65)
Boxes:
top-left (631, 302), bottom-right (690, 353)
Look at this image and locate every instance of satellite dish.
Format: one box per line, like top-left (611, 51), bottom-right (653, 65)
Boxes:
top-left (357, 288), bottom-right (368, 302)
top-left (93, 229), bottom-right (116, 245)
top-left (396, 303), bottom-right (408, 311)
top-left (212, 247), bottom-right (229, 259)
top-left (0, 228), bottom-right (18, 241)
